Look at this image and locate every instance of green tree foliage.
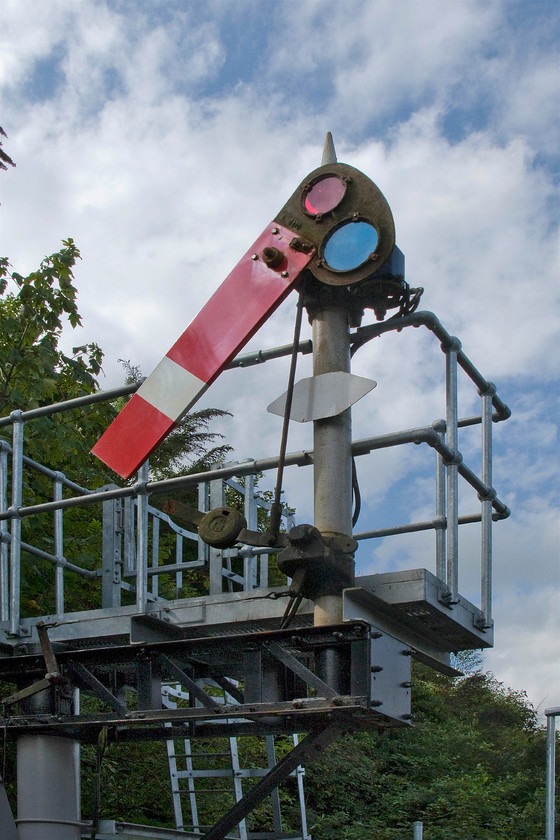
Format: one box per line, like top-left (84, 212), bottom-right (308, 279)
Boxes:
top-left (0, 126), bottom-right (16, 172)
top-left (0, 242), bottom-right (118, 615)
top-left (0, 241), bottom-right (115, 474)
top-left (0, 242), bottom-right (232, 613)
top-left (300, 666), bottom-right (554, 840)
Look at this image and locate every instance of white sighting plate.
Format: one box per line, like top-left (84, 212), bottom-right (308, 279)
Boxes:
top-left (267, 371), bottom-right (376, 423)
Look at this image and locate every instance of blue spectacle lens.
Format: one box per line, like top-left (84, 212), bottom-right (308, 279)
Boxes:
top-left (323, 221), bottom-right (378, 271)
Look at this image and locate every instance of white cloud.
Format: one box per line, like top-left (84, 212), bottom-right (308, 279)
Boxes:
top-left (264, 0), bottom-right (501, 131)
top-left (0, 0), bottom-right (69, 85)
top-left (487, 587), bottom-right (560, 719)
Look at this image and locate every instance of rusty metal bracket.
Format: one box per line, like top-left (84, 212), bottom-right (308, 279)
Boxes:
top-left (2, 677), bottom-right (55, 708)
top-left (161, 498), bottom-right (205, 526)
top-left (37, 621), bottom-right (60, 679)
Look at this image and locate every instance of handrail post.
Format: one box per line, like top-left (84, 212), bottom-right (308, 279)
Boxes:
top-left (545, 707), bottom-right (559, 840)
top-left (135, 460), bottom-right (149, 613)
top-left (435, 428), bottom-right (447, 584)
top-left (9, 413), bottom-right (24, 635)
top-left (444, 339), bottom-right (461, 604)
top-left (54, 473), bottom-right (64, 616)
top-left (151, 514), bottom-right (160, 600)
top-left (101, 486), bottom-right (122, 609)
top-left (0, 442), bottom-right (9, 621)
top-left (208, 478), bottom-right (225, 595)
top-left (243, 473), bottom-right (258, 590)
top-left (480, 384), bottom-right (495, 626)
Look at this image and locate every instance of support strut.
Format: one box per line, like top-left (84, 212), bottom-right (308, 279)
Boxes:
top-left (200, 724), bottom-right (345, 840)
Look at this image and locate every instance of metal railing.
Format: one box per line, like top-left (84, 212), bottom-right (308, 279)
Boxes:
top-left (350, 311), bottom-right (510, 622)
top-left (546, 706), bottom-right (559, 840)
top-left (0, 312), bottom-right (510, 637)
top-left (0, 433), bottom-right (292, 634)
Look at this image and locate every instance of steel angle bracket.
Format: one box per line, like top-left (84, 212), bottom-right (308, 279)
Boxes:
top-left (1, 622), bottom-right (61, 708)
top-left (342, 574), bottom-right (492, 677)
top-left (343, 586), bottom-right (458, 676)
top-left (351, 568), bottom-right (494, 654)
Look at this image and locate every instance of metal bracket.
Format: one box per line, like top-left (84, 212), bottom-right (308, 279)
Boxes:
top-left (277, 524), bottom-right (356, 599)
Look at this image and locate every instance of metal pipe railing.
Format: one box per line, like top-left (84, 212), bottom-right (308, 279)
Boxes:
top-left (0, 535), bottom-right (97, 579)
top-left (480, 386), bottom-right (495, 627)
top-left (135, 461), bottom-right (150, 613)
top-left (351, 310), bottom-right (511, 421)
top-left (0, 424), bottom-right (510, 521)
top-left (0, 382), bottom-right (141, 427)
top-left (545, 707), bottom-right (559, 840)
top-left (0, 337), bottom-right (315, 429)
top-left (0, 313), bottom-right (511, 430)
top-left (435, 442), bottom-right (446, 583)
top-left (0, 444), bottom-right (9, 620)
top-left (9, 414), bottom-right (24, 635)
top-left (54, 474), bottom-right (64, 615)
top-left (445, 339), bottom-right (460, 604)
top-left (0, 312), bottom-right (511, 632)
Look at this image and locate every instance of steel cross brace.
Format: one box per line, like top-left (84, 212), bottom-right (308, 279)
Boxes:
top-left (66, 661), bottom-right (129, 717)
top-left (159, 653), bottom-right (222, 712)
top-left (265, 641), bottom-right (339, 699)
top-left (200, 723), bottom-right (346, 840)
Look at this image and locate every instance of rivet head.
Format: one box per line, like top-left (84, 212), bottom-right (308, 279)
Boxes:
top-left (251, 253), bottom-right (259, 261)
top-left (271, 227), bottom-right (279, 235)
top-left (281, 270), bottom-right (289, 278)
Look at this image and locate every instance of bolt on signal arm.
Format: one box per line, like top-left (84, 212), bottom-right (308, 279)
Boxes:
top-left (92, 161), bottom-right (396, 478)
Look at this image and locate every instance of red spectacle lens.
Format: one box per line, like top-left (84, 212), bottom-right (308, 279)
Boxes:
top-left (304, 175), bottom-right (346, 215)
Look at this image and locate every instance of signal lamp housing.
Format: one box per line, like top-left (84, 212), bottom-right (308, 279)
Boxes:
top-left (275, 162), bottom-right (397, 288)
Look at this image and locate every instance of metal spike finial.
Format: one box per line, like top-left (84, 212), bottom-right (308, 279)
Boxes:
top-left (321, 132), bottom-right (337, 165)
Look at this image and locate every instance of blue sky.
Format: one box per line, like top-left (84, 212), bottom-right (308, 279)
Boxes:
top-left (1, 0), bottom-right (558, 713)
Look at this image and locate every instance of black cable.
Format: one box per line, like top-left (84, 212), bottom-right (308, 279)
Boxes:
top-left (351, 457), bottom-right (361, 527)
top-left (268, 293), bottom-right (305, 539)
top-left (349, 284), bottom-right (424, 358)
top-left (279, 567), bottom-right (307, 630)
top-left (280, 593), bottom-right (304, 630)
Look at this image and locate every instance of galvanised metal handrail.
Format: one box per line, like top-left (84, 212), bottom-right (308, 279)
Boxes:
top-left (545, 706), bottom-right (559, 840)
top-left (0, 313), bottom-right (511, 637)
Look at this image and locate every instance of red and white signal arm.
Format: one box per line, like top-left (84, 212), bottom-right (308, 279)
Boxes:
top-left (92, 162), bottom-right (395, 478)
